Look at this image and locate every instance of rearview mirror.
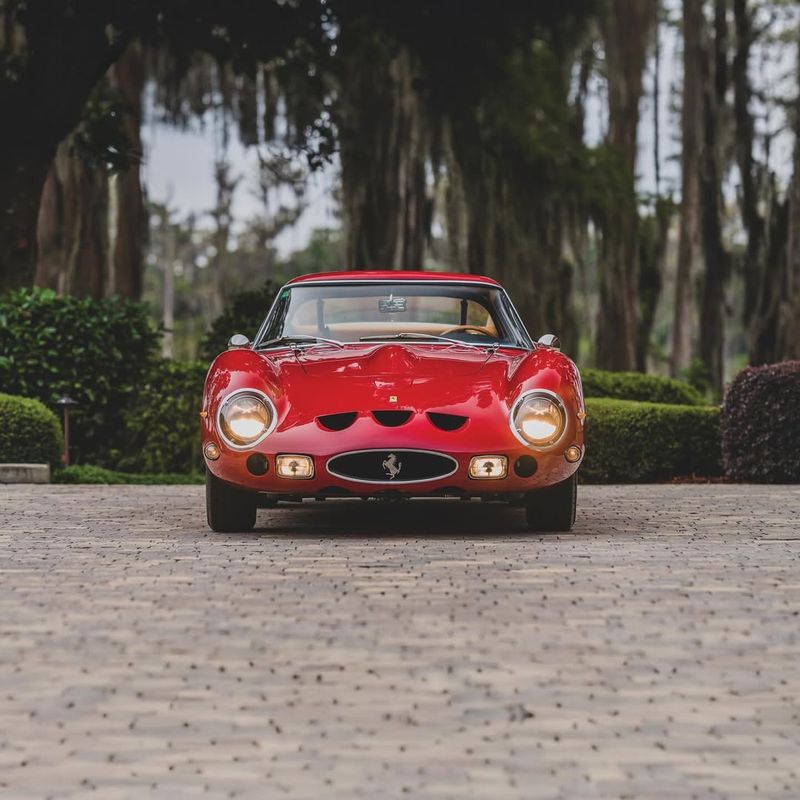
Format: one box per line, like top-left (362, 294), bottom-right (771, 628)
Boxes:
top-left (537, 334), bottom-right (560, 350)
top-left (228, 333), bottom-right (250, 349)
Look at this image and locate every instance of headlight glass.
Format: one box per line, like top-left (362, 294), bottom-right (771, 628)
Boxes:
top-left (513, 393), bottom-right (566, 447)
top-left (218, 392), bottom-right (273, 447)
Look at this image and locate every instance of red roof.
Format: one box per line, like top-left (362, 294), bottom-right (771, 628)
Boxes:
top-left (286, 270), bottom-right (500, 286)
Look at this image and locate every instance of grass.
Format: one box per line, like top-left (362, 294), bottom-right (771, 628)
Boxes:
top-left (54, 465), bottom-right (204, 485)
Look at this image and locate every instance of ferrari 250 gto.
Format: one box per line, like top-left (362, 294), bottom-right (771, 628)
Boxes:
top-left (202, 271), bottom-right (585, 532)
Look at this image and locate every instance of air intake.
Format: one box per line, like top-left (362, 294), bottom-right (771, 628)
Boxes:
top-left (427, 412), bottom-right (468, 431)
top-left (317, 412), bottom-right (358, 431)
top-left (372, 410), bottom-right (413, 427)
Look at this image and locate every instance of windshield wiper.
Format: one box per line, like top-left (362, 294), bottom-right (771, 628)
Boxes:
top-left (359, 332), bottom-right (462, 345)
top-left (257, 335), bottom-right (345, 350)
top-left (359, 332), bottom-right (498, 349)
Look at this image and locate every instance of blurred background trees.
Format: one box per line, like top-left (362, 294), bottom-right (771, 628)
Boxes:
top-left (1, 0), bottom-right (799, 393)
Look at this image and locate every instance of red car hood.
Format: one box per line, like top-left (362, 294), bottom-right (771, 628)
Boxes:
top-left (260, 344), bottom-right (528, 417)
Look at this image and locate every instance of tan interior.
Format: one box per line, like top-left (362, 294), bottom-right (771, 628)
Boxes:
top-left (288, 320), bottom-right (498, 340)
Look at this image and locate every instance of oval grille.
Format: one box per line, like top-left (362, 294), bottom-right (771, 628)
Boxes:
top-left (327, 449), bottom-right (458, 484)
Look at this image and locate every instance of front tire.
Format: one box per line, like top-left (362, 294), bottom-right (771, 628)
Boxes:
top-left (206, 470), bottom-right (257, 532)
top-left (524, 473), bottom-right (577, 532)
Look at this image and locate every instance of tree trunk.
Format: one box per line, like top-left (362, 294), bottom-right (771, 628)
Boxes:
top-left (35, 141), bottom-right (109, 299)
top-left (0, 5), bottom-right (130, 292)
top-left (671, 0), bottom-right (704, 377)
top-left (596, 0), bottom-right (656, 371)
top-left (109, 41), bottom-right (146, 299)
top-left (698, 0), bottom-right (730, 395)
top-left (337, 23), bottom-right (429, 270)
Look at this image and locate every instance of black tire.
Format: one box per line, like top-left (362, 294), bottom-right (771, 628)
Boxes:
top-left (206, 470), bottom-right (257, 532)
top-left (524, 473), bottom-right (577, 532)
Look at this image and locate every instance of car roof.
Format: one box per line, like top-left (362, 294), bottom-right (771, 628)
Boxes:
top-left (285, 270), bottom-right (501, 287)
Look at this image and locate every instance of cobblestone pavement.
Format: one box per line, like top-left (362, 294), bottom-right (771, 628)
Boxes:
top-left (0, 485), bottom-right (799, 800)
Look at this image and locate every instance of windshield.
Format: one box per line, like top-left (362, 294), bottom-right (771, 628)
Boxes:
top-left (256, 282), bottom-right (531, 348)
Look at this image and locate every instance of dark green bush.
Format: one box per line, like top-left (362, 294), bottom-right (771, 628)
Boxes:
top-left (0, 288), bottom-right (159, 465)
top-left (115, 360), bottom-right (208, 474)
top-left (581, 368), bottom-right (704, 406)
top-left (721, 361), bottom-right (800, 482)
top-left (582, 398), bottom-right (721, 482)
top-left (200, 281), bottom-right (278, 362)
top-left (0, 393), bottom-right (62, 465)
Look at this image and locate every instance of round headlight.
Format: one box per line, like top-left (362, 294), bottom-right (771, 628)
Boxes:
top-left (512, 392), bottom-right (566, 447)
top-left (218, 391), bottom-right (274, 448)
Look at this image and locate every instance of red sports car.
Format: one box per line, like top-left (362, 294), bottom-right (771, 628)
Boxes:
top-left (202, 271), bottom-right (585, 532)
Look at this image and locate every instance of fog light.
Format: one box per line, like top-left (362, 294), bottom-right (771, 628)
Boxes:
top-left (565, 445), bottom-right (582, 463)
top-left (204, 442), bottom-right (221, 461)
top-left (275, 454), bottom-right (314, 479)
top-left (468, 455), bottom-right (508, 479)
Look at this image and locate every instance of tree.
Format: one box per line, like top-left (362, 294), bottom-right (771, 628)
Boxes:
top-left (671, 0), bottom-right (704, 377)
top-left (596, 0), bottom-right (657, 371)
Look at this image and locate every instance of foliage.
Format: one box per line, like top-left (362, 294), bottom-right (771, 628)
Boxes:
top-left (115, 360), bottom-right (208, 474)
top-left (582, 398), bottom-right (721, 483)
top-left (0, 393), bottom-right (62, 465)
top-left (581, 368), bottom-right (705, 406)
top-left (721, 361), bottom-right (800, 483)
top-left (199, 282), bottom-right (278, 362)
top-left (54, 464), bottom-right (203, 485)
top-left (0, 288), bottom-right (159, 465)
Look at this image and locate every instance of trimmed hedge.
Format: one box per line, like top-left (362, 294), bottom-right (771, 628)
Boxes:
top-left (0, 288), bottom-right (159, 465)
top-left (581, 368), bottom-right (704, 406)
top-left (582, 398), bottom-right (721, 483)
top-left (115, 360), bottom-right (208, 474)
top-left (54, 465), bottom-right (204, 485)
top-left (0, 393), bottom-right (62, 465)
top-left (721, 361), bottom-right (800, 482)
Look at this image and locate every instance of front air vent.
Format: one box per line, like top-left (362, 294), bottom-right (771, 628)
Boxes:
top-left (372, 410), bottom-right (413, 427)
top-left (427, 412), bottom-right (468, 431)
top-left (317, 412), bottom-right (358, 431)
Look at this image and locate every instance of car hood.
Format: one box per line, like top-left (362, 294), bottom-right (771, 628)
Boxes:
top-left (259, 343), bottom-right (529, 414)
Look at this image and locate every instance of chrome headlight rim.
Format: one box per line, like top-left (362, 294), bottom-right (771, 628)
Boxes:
top-left (216, 388), bottom-right (277, 450)
top-left (509, 388), bottom-right (568, 451)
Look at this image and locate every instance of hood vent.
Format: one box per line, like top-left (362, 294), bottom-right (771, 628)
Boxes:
top-left (317, 411), bottom-right (358, 431)
top-left (372, 410), bottom-right (413, 427)
top-left (427, 412), bottom-right (468, 431)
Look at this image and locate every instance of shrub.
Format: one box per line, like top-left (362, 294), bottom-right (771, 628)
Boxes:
top-left (0, 393), bottom-right (62, 465)
top-left (581, 368), bottom-right (704, 406)
top-left (200, 281), bottom-right (278, 362)
top-left (721, 361), bottom-right (800, 482)
top-left (115, 360), bottom-right (208, 474)
top-left (0, 288), bottom-right (159, 465)
top-left (582, 398), bottom-right (721, 483)
top-left (54, 464), bottom-right (204, 485)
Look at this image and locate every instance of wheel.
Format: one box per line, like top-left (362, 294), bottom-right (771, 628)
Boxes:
top-left (524, 473), bottom-right (577, 532)
top-left (206, 470), bottom-right (257, 532)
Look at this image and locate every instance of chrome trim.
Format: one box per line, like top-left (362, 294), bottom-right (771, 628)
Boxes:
top-left (325, 448), bottom-right (459, 485)
top-left (508, 388), bottom-right (569, 452)
top-left (216, 388), bottom-right (278, 451)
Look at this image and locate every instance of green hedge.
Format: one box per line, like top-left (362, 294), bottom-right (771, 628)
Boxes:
top-left (0, 288), bottom-right (159, 465)
top-left (54, 465), bottom-right (204, 485)
top-left (721, 360), bottom-right (800, 482)
top-left (114, 360), bottom-right (208, 474)
top-left (581, 368), bottom-right (704, 406)
top-left (0, 393), bottom-right (62, 465)
top-left (582, 398), bottom-right (721, 482)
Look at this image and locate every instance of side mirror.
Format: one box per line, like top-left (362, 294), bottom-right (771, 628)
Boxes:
top-left (537, 333), bottom-right (561, 351)
top-left (228, 333), bottom-right (250, 349)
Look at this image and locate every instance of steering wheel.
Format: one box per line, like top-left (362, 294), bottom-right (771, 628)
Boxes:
top-left (440, 324), bottom-right (496, 338)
